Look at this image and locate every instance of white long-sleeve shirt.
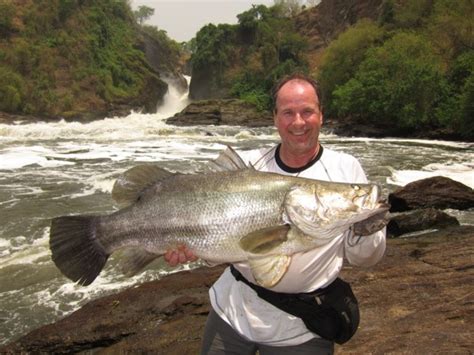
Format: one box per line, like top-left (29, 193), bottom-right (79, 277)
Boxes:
top-left (209, 145), bottom-right (386, 346)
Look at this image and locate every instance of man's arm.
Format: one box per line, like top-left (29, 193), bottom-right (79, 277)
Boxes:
top-left (344, 228), bottom-right (386, 267)
top-left (342, 155), bottom-right (387, 267)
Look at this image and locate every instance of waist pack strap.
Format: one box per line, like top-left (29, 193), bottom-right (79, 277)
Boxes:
top-left (229, 265), bottom-right (359, 344)
top-left (229, 264), bottom-right (336, 298)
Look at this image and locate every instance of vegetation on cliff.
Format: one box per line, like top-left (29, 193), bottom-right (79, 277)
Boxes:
top-left (189, 3), bottom-right (310, 110)
top-left (190, 0), bottom-right (473, 140)
top-left (0, 0), bottom-right (181, 119)
top-left (319, 0), bottom-right (473, 139)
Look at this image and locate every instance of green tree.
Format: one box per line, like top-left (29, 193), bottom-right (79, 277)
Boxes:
top-left (318, 20), bottom-right (386, 116)
top-left (0, 66), bottom-right (24, 112)
top-left (379, 0), bottom-right (395, 25)
top-left (273, 0), bottom-right (303, 17)
top-left (0, 2), bottom-right (15, 36)
top-left (237, 4), bottom-right (271, 42)
top-left (333, 32), bottom-right (447, 130)
top-left (393, 0), bottom-right (434, 28)
top-left (428, 0), bottom-right (474, 60)
top-left (436, 51), bottom-right (474, 139)
top-left (134, 5), bottom-right (154, 25)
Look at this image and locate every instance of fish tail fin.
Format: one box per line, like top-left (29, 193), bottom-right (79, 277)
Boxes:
top-left (50, 215), bottom-right (109, 286)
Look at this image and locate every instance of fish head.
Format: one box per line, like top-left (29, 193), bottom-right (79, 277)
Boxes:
top-left (284, 182), bottom-right (388, 241)
top-left (310, 182), bottom-right (385, 219)
top-left (350, 183), bottom-right (383, 210)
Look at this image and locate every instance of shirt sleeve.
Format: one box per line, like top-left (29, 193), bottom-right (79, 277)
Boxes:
top-left (343, 155), bottom-right (387, 267)
top-left (344, 228), bottom-right (386, 267)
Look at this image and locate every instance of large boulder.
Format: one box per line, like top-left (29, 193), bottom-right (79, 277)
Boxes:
top-left (387, 208), bottom-right (460, 237)
top-left (166, 99), bottom-right (273, 127)
top-left (388, 176), bottom-right (474, 212)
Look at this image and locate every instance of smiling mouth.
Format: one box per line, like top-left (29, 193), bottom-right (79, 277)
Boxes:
top-left (290, 131), bottom-right (308, 136)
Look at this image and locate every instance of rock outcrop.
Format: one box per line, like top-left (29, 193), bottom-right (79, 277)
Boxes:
top-left (387, 208), bottom-right (460, 237)
top-left (295, 0), bottom-right (383, 52)
top-left (166, 99), bottom-right (273, 127)
top-left (389, 176), bottom-right (474, 212)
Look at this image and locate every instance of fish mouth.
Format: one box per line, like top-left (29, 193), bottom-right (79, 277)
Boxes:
top-left (354, 185), bottom-right (382, 209)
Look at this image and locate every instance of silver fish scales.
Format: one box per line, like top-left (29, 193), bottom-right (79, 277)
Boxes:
top-left (50, 146), bottom-right (389, 287)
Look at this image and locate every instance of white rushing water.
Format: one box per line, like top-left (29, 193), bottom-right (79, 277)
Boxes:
top-left (0, 79), bottom-right (473, 344)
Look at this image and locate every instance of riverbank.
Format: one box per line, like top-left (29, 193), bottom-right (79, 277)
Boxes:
top-left (2, 103), bottom-right (471, 142)
top-left (2, 225), bottom-right (473, 354)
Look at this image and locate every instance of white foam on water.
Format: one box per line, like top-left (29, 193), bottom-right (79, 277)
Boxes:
top-left (0, 151), bottom-right (75, 170)
top-left (387, 161), bottom-right (474, 188)
top-left (324, 136), bottom-right (473, 149)
top-left (0, 229), bottom-right (50, 269)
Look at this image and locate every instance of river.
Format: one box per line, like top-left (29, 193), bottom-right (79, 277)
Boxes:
top-left (0, 81), bottom-right (473, 345)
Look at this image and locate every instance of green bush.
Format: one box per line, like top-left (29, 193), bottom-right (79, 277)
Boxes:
top-left (333, 32), bottom-right (446, 130)
top-left (435, 51), bottom-right (474, 139)
top-left (0, 66), bottom-right (25, 112)
top-left (191, 3), bottom-right (308, 107)
top-left (318, 20), bottom-right (386, 116)
top-left (0, 2), bottom-right (15, 35)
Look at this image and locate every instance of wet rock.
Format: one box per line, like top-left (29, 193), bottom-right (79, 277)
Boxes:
top-left (166, 99), bottom-right (273, 127)
top-left (387, 208), bottom-right (460, 237)
top-left (389, 176), bottom-right (474, 212)
top-left (1, 266), bottom-right (223, 354)
top-left (3, 226), bottom-right (474, 354)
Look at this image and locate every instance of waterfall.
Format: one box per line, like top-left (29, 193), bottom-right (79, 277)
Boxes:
top-left (157, 75), bottom-right (191, 118)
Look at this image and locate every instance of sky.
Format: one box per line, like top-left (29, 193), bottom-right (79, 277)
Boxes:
top-left (131, 0), bottom-right (275, 42)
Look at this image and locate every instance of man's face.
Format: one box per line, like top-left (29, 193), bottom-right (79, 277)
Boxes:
top-left (274, 80), bottom-right (323, 156)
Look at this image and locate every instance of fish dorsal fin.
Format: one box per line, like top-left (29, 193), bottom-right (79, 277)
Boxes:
top-left (112, 165), bottom-right (174, 207)
top-left (207, 145), bottom-right (248, 172)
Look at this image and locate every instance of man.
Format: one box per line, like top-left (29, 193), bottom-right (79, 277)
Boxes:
top-left (165, 74), bottom-right (386, 354)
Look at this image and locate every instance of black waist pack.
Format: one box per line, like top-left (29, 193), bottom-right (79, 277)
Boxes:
top-left (230, 265), bottom-right (359, 344)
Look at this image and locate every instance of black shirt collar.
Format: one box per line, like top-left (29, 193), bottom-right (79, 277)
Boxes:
top-left (275, 144), bottom-right (324, 173)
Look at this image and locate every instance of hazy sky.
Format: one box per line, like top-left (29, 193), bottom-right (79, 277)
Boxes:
top-left (131, 0), bottom-right (274, 42)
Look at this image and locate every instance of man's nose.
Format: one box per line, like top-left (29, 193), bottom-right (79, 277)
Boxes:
top-left (292, 113), bottom-right (305, 126)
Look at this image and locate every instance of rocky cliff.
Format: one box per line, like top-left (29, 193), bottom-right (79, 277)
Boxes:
top-left (0, 0), bottom-right (186, 121)
top-left (294, 0), bottom-right (383, 70)
top-left (188, 0), bottom-right (384, 100)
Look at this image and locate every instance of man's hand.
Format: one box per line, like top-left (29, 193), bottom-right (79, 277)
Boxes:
top-left (352, 210), bottom-right (390, 236)
top-left (164, 244), bottom-right (198, 266)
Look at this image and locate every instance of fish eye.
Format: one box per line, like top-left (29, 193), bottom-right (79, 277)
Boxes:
top-left (351, 184), bottom-right (360, 190)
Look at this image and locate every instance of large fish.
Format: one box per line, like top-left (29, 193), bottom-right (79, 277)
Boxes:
top-left (50, 146), bottom-right (389, 287)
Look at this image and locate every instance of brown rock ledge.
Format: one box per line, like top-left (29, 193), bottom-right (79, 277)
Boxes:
top-left (2, 226), bottom-right (473, 354)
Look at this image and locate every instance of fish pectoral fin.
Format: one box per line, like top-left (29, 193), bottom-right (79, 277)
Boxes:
top-left (239, 225), bottom-right (292, 288)
top-left (239, 225), bottom-right (290, 254)
top-left (119, 248), bottom-right (160, 276)
top-left (112, 165), bottom-right (175, 207)
top-left (248, 255), bottom-right (291, 288)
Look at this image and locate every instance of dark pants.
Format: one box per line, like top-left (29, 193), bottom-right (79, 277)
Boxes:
top-left (200, 309), bottom-right (334, 355)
